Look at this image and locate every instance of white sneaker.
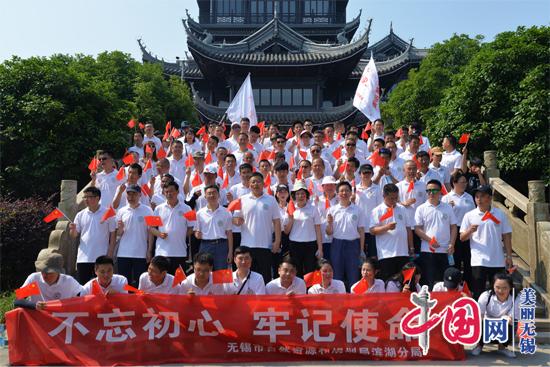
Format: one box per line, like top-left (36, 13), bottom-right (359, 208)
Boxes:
top-left (497, 348), bottom-right (516, 358)
top-left (471, 345), bottom-right (482, 356)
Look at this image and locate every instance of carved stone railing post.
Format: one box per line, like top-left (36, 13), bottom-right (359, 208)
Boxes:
top-left (527, 180), bottom-right (550, 291)
top-left (483, 150), bottom-right (500, 179)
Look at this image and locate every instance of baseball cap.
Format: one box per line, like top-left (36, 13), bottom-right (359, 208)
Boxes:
top-left (193, 151), bottom-right (205, 159)
top-left (431, 147), bottom-right (444, 156)
top-left (35, 249), bottom-right (65, 274)
top-left (473, 184), bottom-right (492, 196)
top-left (321, 176), bottom-right (337, 185)
top-left (275, 184), bottom-right (289, 193)
top-left (292, 180), bottom-right (308, 193)
top-left (443, 267), bottom-right (462, 290)
top-left (180, 120), bottom-right (190, 129)
top-left (203, 164), bottom-right (218, 175)
top-left (126, 184), bottom-right (142, 193)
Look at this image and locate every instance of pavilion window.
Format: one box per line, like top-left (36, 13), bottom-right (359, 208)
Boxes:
top-left (260, 89), bottom-right (271, 106)
top-left (282, 89), bottom-right (292, 106)
top-left (271, 89), bottom-right (281, 106)
top-left (292, 88), bottom-right (302, 106)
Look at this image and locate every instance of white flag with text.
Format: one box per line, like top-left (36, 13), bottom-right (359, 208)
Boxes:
top-left (353, 56), bottom-right (381, 122)
top-left (226, 73), bottom-right (258, 126)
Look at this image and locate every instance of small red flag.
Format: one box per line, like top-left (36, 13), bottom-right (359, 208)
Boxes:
top-left (228, 198), bottom-right (242, 211)
top-left (145, 144), bottom-right (154, 154)
top-left (462, 281), bottom-right (472, 296)
top-left (258, 121), bottom-right (266, 135)
top-left (370, 149), bottom-right (385, 167)
top-left (307, 180), bottom-right (314, 195)
top-left (122, 153), bottom-right (135, 165)
top-left (143, 159), bottom-right (152, 172)
top-left (352, 278), bottom-right (369, 294)
top-left (144, 215), bottom-right (163, 227)
top-left (15, 281), bottom-right (41, 299)
top-left (183, 210), bottom-right (197, 221)
top-left (171, 128), bottom-right (181, 139)
top-left (459, 133), bottom-right (470, 145)
top-left (402, 267), bottom-right (416, 283)
top-left (296, 166), bottom-right (304, 180)
top-left (43, 208), bottom-right (65, 223)
top-left (481, 211), bottom-right (500, 224)
top-left (141, 183), bottom-right (152, 197)
top-left (324, 194), bottom-right (331, 209)
top-left (299, 150), bottom-right (307, 160)
top-left (289, 155), bottom-right (295, 170)
top-left (91, 280), bottom-right (104, 296)
top-left (116, 166), bottom-right (126, 181)
top-left (285, 128), bottom-right (294, 139)
top-left (304, 270), bottom-right (322, 288)
top-left (138, 122), bottom-right (145, 130)
top-left (332, 146), bottom-right (342, 160)
top-left (379, 207), bottom-right (393, 222)
top-left (365, 121), bottom-right (372, 131)
top-left (419, 135), bottom-right (424, 145)
top-left (222, 173), bottom-right (229, 189)
top-left (339, 160), bottom-right (348, 174)
top-left (173, 265), bottom-right (186, 287)
top-left (204, 151), bottom-right (213, 164)
top-left (165, 120), bottom-right (171, 132)
top-left (123, 284), bottom-right (144, 294)
top-left (202, 133), bottom-right (210, 143)
top-left (217, 166), bottom-right (224, 178)
top-left (287, 200), bottom-right (296, 216)
top-left (412, 154), bottom-right (421, 169)
top-left (441, 185), bottom-right (448, 196)
top-left (88, 157), bottom-right (99, 172)
top-left (212, 269), bottom-right (233, 284)
top-left (258, 150), bottom-right (269, 162)
top-left (247, 143), bottom-right (254, 150)
top-left (196, 126), bottom-right (206, 136)
top-left (361, 127), bottom-right (369, 140)
top-left (157, 147), bottom-right (167, 160)
top-left (185, 154), bottom-right (195, 168)
top-left (336, 132), bottom-right (342, 141)
top-left (429, 236), bottom-right (437, 253)
top-left (191, 173), bottom-right (202, 187)
top-left (127, 119), bottom-right (136, 129)
top-left (407, 180), bottom-right (415, 193)
top-left (507, 265), bottom-right (517, 275)
top-left (101, 206), bottom-right (116, 223)
top-left (268, 150), bottom-right (277, 160)
top-left (396, 128), bottom-right (403, 138)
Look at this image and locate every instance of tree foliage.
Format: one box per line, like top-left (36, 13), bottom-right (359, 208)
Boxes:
top-left (0, 52), bottom-right (197, 198)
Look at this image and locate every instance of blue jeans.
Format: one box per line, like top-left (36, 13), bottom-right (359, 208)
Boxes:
top-left (331, 238), bottom-right (360, 289)
top-left (199, 239), bottom-right (229, 271)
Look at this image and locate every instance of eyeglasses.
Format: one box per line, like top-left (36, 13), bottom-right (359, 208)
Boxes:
top-left (276, 140), bottom-right (285, 144)
top-left (426, 189), bottom-right (441, 194)
top-left (346, 144), bottom-right (356, 147)
top-left (232, 126), bottom-right (241, 130)
top-left (361, 171), bottom-right (373, 175)
top-left (311, 149), bottom-right (320, 153)
top-left (304, 124), bottom-right (313, 127)
top-left (98, 157), bottom-right (109, 161)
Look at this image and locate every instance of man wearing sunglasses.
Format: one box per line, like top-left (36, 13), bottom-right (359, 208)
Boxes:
top-left (414, 179), bottom-right (458, 289)
top-left (91, 150), bottom-right (118, 207)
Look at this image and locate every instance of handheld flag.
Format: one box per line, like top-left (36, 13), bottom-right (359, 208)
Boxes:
top-left (441, 185), bottom-right (448, 196)
top-left (287, 200), bottom-right (296, 216)
top-left (407, 180), bottom-right (415, 193)
top-left (429, 236), bottom-right (437, 253)
top-left (402, 267), bottom-right (416, 283)
top-left (324, 194), bottom-right (331, 210)
top-left (15, 282), bottom-right (41, 299)
top-left (141, 183), bottom-right (152, 197)
top-left (183, 210), bottom-right (197, 221)
top-left (143, 159), bottom-right (152, 172)
top-left (123, 284), bottom-right (144, 295)
top-left (353, 56), bottom-right (381, 121)
top-left (122, 153), bottom-right (135, 165)
top-left (212, 269), bottom-right (233, 284)
top-left (365, 121), bottom-right (372, 131)
top-left (361, 125), bottom-right (369, 140)
top-left (157, 147), bottom-right (167, 160)
top-left (379, 207), bottom-right (393, 222)
top-left (138, 122), bottom-right (145, 130)
top-left (332, 146), bottom-right (342, 160)
top-left (171, 128), bottom-right (181, 139)
top-left (225, 73), bottom-right (258, 126)
top-left (91, 280), bottom-right (104, 296)
top-left (144, 216), bottom-right (163, 227)
top-left (127, 119), bottom-right (136, 129)
top-left (88, 157), bottom-right (100, 172)
top-left (285, 128), bottom-right (294, 139)
top-left (185, 154), bottom-right (195, 168)
top-left (196, 126), bottom-right (206, 136)
top-left (145, 144), bottom-right (154, 155)
top-left (228, 198), bottom-right (242, 211)
top-left (370, 149), bottom-right (385, 167)
top-left (191, 173), bottom-right (202, 187)
top-left (204, 151), bottom-right (213, 164)
top-left (459, 133), bottom-right (470, 145)
top-left (173, 266), bottom-right (186, 287)
top-left (101, 206), bottom-right (116, 223)
top-left (304, 270), bottom-right (322, 288)
top-left (338, 160), bottom-right (348, 174)
top-left (116, 166), bottom-right (126, 181)
top-left (396, 128), bottom-right (403, 138)
top-left (481, 211), bottom-right (501, 224)
top-left (43, 208), bottom-right (65, 223)
top-left (352, 278), bottom-right (369, 294)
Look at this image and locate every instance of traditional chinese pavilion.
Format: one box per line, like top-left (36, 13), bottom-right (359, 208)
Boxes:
top-left (139, 0), bottom-right (428, 125)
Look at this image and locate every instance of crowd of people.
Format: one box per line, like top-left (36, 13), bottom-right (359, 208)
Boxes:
top-left (18, 118), bottom-right (519, 357)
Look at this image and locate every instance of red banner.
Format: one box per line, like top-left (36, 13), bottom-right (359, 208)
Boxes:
top-left (7, 293), bottom-right (465, 365)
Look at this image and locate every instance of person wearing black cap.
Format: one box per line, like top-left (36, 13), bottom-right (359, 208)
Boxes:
top-left (459, 185), bottom-right (512, 299)
top-left (433, 267), bottom-right (466, 292)
top-left (463, 157), bottom-right (487, 196)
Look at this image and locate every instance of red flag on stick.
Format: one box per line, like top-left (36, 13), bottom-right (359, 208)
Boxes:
top-left (196, 126), bottom-right (206, 136)
top-left (324, 194), bottom-right (331, 209)
top-left (127, 119), bottom-right (136, 129)
top-left (352, 278), bottom-right (369, 294)
top-left (379, 207), bottom-right (394, 222)
top-left (143, 159), bottom-right (152, 172)
top-left (138, 122), bottom-right (145, 130)
top-left (141, 183), bottom-right (152, 197)
top-left (407, 180), bottom-right (415, 193)
top-left (15, 281), bottom-right (41, 299)
top-left (185, 154), bottom-right (195, 168)
top-left (122, 153), bottom-right (135, 165)
top-left (481, 211), bottom-right (501, 224)
top-left (116, 166), bottom-right (126, 181)
top-left (332, 146), bottom-right (342, 160)
top-left (402, 267), bottom-right (416, 283)
top-left (429, 236), bottom-right (437, 253)
top-left (183, 210), bottom-right (197, 221)
top-left (227, 199), bottom-right (241, 211)
top-left (173, 265), bottom-right (186, 287)
top-left (395, 128), bottom-right (403, 138)
top-left (101, 206), bottom-right (116, 223)
top-left (144, 216), bottom-right (163, 227)
top-left (43, 208), bottom-right (65, 223)
top-left (157, 147), bottom-right (167, 160)
top-left (370, 149), bottom-right (385, 167)
top-left (287, 200), bottom-right (296, 216)
top-left (123, 284), bottom-right (144, 294)
top-left (171, 128), bottom-right (181, 139)
top-left (285, 128), bottom-right (294, 139)
top-left (91, 280), bottom-right (104, 296)
top-left (458, 133), bottom-right (470, 145)
top-left (212, 269), bottom-right (233, 284)
top-left (145, 145), bottom-right (154, 155)
top-left (88, 157), bottom-right (100, 172)
top-left (191, 173), bottom-right (202, 187)
top-left (304, 270), bottom-right (322, 288)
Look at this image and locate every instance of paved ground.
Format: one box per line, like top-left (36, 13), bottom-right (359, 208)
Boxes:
top-left (1, 344), bottom-right (549, 366)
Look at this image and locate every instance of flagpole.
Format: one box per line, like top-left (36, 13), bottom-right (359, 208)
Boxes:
top-left (58, 208), bottom-right (73, 224)
top-left (512, 287), bottom-right (515, 354)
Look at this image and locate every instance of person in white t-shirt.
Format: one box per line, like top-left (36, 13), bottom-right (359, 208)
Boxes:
top-left (460, 185), bottom-right (512, 299)
top-left (441, 135), bottom-right (463, 175)
top-left (112, 163), bottom-right (150, 209)
top-left (15, 250), bottom-right (83, 310)
top-left (326, 181), bottom-right (366, 289)
top-left (266, 257), bottom-right (307, 295)
top-left (138, 256), bottom-right (178, 294)
top-left (91, 150), bottom-right (119, 207)
top-left (308, 259), bottom-right (346, 294)
top-left (355, 164), bottom-right (382, 258)
top-left (432, 267), bottom-right (468, 296)
top-left (414, 179), bottom-right (458, 289)
top-left (223, 246), bottom-right (266, 295)
top-left (115, 184), bottom-right (154, 287)
top-left (179, 253), bottom-right (225, 295)
top-left (350, 258), bottom-right (385, 294)
top-left (151, 181), bottom-right (193, 274)
top-left (143, 123), bottom-right (162, 152)
top-left (81, 256), bottom-right (128, 296)
top-left (385, 261), bottom-right (422, 293)
top-left (69, 186), bottom-right (116, 284)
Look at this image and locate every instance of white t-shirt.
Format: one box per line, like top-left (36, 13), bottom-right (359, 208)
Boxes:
top-left (478, 290), bottom-right (519, 319)
top-left (229, 183), bottom-right (251, 234)
top-left (74, 206), bottom-right (116, 263)
top-left (138, 272), bottom-right (179, 294)
top-left (414, 201), bottom-right (458, 253)
top-left (113, 183), bottom-right (151, 209)
top-left (370, 203), bottom-right (412, 260)
top-left (441, 191), bottom-right (475, 225)
top-left (314, 195), bottom-right (339, 244)
top-left (153, 201), bottom-right (192, 257)
top-left (441, 150), bottom-right (462, 171)
top-left (429, 163), bottom-right (451, 185)
top-left (460, 207), bottom-right (512, 267)
top-left (179, 273), bottom-right (225, 295)
top-left (432, 282), bottom-right (465, 292)
top-left (355, 184), bottom-right (382, 219)
top-left (418, 168), bottom-right (444, 186)
top-left (308, 279), bottom-right (346, 294)
top-left (236, 193), bottom-right (281, 249)
top-left (289, 202), bottom-right (321, 242)
top-left (143, 135), bottom-right (162, 152)
top-left (223, 270), bottom-right (266, 295)
top-left (396, 179), bottom-right (427, 226)
top-left (22, 272), bottom-right (83, 302)
top-left (389, 157), bottom-right (406, 181)
top-left (350, 278), bottom-right (385, 294)
top-left (266, 277), bottom-right (307, 295)
top-left (326, 203), bottom-right (366, 241)
top-left (194, 205), bottom-right (232, 239)
top-left (116, 204), bottom-right (154, 258)
top-left (96, 170), bottom-right (119, 208)
top-left (168, 156), bottom-right (187, 183)
top-left (81, 274), bottom-right (128, 295)
top-left (385, 280), bottom-right (421, 293)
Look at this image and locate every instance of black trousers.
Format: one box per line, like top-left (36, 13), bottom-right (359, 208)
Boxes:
top-left (378, 256), bottom-right (409, 281)
top-left (250, 247), bottom-right (273, 284)
top-left (365, 233), bottom-right (377, 258)
top-left (289, 240), bottom-right (317, 278)
top-left (420, 252), bottom-right (449, 290)
top-left (117, 257), bottom-right (147, 288)
top-left (76, 262), bottom-right (96, 285)
top-left (167, 256), bottom-right (187, 275)
top-left (453, 228), bottom-right (472, 286)
top-left (471, 266), bottom-right (505, 300)
top-left (271, 232), bottom-right (290, 277)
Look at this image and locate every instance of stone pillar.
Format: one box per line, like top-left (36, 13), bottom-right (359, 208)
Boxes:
top-left (58, 179), bottom-right (78, 221)
top-left (483, 150), bottom-right (500, 179)
top-left (527, 180), bottom-right (550, 288)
